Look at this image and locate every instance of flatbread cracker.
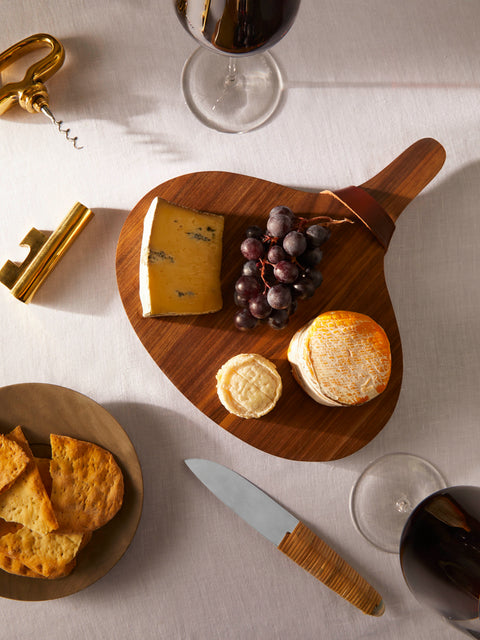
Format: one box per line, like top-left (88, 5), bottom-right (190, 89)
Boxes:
top-left (0, 427), bottom-right (58, 535)
top-left (34, 458), bottom-right (52, 497)
top-left (0, 434), bottom-right (29, 495)
top-left (0, 517), bottom-right (42, 577)
top-left (0, 523), bottom-right (90, 579)
top-left (0, 526), bottom-right (81, 578)
top-left (0, 553), bottom-right (44, 578)
top-left (0, 518), bottom-right (22, 537)
top-left (50, 434), bottom-right (124, 533)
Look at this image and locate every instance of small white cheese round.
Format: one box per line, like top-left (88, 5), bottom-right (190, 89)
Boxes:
top-left (216, 353), bottom-right (282, 418)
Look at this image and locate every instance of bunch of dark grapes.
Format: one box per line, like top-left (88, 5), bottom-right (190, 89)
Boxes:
top-left (234, 205), bottom-right (340, 331)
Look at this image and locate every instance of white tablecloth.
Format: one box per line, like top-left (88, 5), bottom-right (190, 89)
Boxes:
top-left (1, 1), bottom-right (479, 638)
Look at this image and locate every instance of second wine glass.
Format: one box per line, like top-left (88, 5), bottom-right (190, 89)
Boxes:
top-left (173, 0), bottom-right (301, 133)
top-left (351, 453), bottom-right (480, 637)
top-left (350, 452), bottom-right (446, 553)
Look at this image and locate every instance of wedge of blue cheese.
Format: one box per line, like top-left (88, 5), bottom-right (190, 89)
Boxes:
top-left (139, 197), bottom-right (224, 316)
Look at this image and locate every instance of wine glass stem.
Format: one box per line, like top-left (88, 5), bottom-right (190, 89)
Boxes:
top-left (225, 56), bottom-right (237, 87)
top-left (395, 497), bottom-right (412, 514)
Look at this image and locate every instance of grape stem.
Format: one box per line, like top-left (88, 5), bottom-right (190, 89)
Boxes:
top-left (257, 216), bottom-right (352, 291)
top-left (245, 215), bottom-right (354, 294)
top-left (259, 259), bottom-right (271, 293)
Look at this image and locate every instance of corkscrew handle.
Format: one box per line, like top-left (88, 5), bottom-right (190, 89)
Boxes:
top-left (0, 33), bottom-right (65, 115)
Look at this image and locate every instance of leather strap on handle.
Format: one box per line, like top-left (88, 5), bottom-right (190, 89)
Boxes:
top-left (331, 186), bottom-right (396, 250)
top-left (329, 139), bottom-right (447, 250)
top-left (278, 521), bottom-right (385, 617)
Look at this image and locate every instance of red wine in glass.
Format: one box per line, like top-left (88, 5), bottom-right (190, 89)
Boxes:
top-left (400, 486), bottom-right (480, 637)
top-left (175, 0), bottom-right (300, 54)
top-left (173, 0), bottom-right (301, 132)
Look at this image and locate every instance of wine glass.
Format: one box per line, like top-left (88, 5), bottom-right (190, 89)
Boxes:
top-left (351, 453), bottom-right (480, 637)
top-left (400, 486), bottom-right (480, 637)
top-left (173, 0), bottom-right (301, 133)
top-left (350, 452), bottom-right (446, 554)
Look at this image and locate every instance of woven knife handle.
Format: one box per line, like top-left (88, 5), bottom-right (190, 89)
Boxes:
top-left (278, 521), bottom-right (385, 616)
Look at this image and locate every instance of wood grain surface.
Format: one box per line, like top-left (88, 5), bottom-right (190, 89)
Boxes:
top-left (0, 383), bottom-right (143, 601)
top-left (116, 139), bottom-right (445, 462)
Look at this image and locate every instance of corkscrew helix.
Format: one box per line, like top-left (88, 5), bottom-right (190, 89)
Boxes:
top-left (0, 33), bottom-right (83, 149)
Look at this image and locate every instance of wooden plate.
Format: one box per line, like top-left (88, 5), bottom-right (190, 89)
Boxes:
top-left (0, 383), bottom-right (143, 601)
top-left (116, 139), bottom-right (446, 462)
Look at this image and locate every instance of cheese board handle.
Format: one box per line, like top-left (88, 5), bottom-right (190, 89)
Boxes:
top-left (359, 137), bottom-right (446, 223)
top-left (332, 138), bottom-right (446, 249)
top-left (278, 521), bottom-right (385, 617)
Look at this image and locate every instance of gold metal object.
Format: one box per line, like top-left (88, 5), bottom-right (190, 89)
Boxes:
top-left (0, 203), bottom-right (94, 303)
top-left (201, 0), bottom-right (211, 31)
top-left (0, 33), bottom-right (82, 149)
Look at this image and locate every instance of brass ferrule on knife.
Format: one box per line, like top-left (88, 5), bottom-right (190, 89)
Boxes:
top-left (0, 202), bottom-right (94, 303)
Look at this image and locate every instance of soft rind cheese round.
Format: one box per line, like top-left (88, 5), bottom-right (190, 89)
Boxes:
top-left (216, 353), bottom-right (282, 418)
top-left (288, 310), bottom-right (391, 407)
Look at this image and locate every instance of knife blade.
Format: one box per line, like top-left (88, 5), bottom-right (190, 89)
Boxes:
top-left (185, 459), bottom-right (384, 617)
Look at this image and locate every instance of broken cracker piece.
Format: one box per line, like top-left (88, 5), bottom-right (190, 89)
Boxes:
top-left (0, 552), bottom-right (44, 578)
top-left (50, 434), bottom-right (124, 533)
top-left (0, 433), bottom-right (29, 496)
top-left (0, 526), bottom-right (81, 578)
top-left (0, 427), bottom-right (58, 535)
top-left (34, 458), bottom-right (52, 497)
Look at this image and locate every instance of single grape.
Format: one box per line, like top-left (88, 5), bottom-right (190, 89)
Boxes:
top-left (266, 213), bottom-right (292, 238)
top-left (242, 260), bottom-right (260, 277)
top-left (283, 230), bottom-right (307, 256)
top-left (269, 205), bottom-right (294, 220)
top-left (273, 260), bottom-right (299, 284)
top-left (249, 294), bottom-right (271, 319)
top-left (309, 269), bottom-right (323, 288)
top-left (306, 224), bottom-right (331, 247)
top-left (292, 276), bottom-right (315, 299)
top-left (241, 237), bottom-right (264, 260)
top-left (234, 291), bottom-right (250, 308)
top-left (267, 244), bottom-right (287, 264)
top-left (234, 308), bottom-right (258, 331)
top-left (245, 225), bottom-right (264, 239)
top-left (267, 284), bottom-right (292, 309)
top-left (268, 309), bottom-right (290, 330)
top-left (235, 275), bottom-right (262, 298)
top-left (300, 247), bottom-right (323, 268)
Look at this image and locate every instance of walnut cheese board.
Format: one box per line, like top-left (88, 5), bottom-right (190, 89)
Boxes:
top-left (116, 138), bottom-right (446, 461)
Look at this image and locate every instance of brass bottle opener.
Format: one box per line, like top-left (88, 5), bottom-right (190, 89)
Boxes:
top-left (0, 203), bottom-right (94, 303)
top-left (0, 33), bottom-right (82, 149)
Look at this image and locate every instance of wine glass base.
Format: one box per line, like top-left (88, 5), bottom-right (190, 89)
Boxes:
top-left (181, 48), bottom-right (283, 133)
top-left (350, 453), bottom-right (446, 553)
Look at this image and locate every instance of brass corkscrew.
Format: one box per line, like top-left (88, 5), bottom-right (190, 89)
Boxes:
top-left (0, 33), bottom-right (83, 149)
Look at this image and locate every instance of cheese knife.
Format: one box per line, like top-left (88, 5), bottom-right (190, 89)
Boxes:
top-left (185, 458), bottom-right (385, 616)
